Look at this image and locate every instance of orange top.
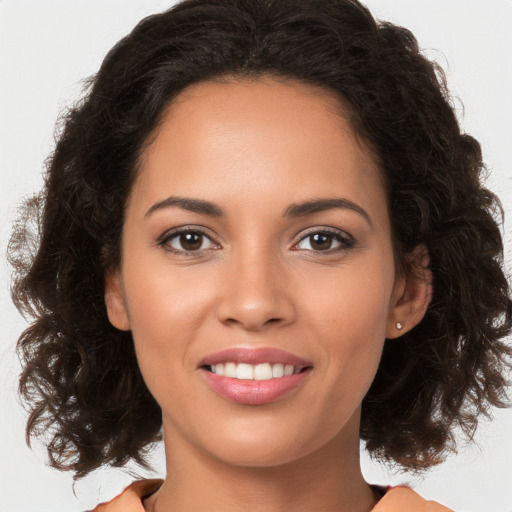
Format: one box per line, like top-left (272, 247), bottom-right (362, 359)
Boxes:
top-left (90, 480), bottom-right (453, 511)
top-left (373, 486), bottom-right (453, 511)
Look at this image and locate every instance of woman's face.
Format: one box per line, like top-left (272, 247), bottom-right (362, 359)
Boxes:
top-left (106, 78), bottom-right (410, 467)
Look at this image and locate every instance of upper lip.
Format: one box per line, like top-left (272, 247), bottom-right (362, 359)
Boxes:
top-left (199, 347), bottom-right (313, 369)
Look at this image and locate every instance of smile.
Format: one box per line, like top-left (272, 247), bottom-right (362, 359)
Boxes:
top-left (208, 362), bottom-right (303, 380)
top-left (199, 348), bottom-right (313, 405)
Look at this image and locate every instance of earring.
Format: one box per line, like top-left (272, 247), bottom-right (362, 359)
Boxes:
top-left (396, 322), bottom-right (403, 330)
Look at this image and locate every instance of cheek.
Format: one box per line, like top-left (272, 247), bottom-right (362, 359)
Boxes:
top-left (122, 246), bottom-right (217, 331)
top-left (305, 255), bottom-right (394, 341)
top-left (303, 256), bottom-right (394, 397)
top-left (119, 260), bottom-right (218, 389)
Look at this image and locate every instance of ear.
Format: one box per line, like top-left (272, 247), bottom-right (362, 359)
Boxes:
top-left (104, 268), bottom-right (131, 331)
top-left (386, 245), bottom-right (433, 339)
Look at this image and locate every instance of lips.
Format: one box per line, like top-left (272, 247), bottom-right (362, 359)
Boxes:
top-left (199, 347), bottom-right (313, 405)
top-left (199, 347), bottom-right (312, 368)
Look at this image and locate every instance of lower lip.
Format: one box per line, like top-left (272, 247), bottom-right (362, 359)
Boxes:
top-left (201, 368), bottom-right (312, 405)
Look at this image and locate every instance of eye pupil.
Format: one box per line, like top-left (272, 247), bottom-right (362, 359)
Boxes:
top-left (310, 233), bottom-right (332, 250)
top-left (180, 232), bottom-right (203, 250)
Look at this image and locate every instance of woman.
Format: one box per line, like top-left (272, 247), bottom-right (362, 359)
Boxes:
top-left (8, 0), bottom-right (511, 510)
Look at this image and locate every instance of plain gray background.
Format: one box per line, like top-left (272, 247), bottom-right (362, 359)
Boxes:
top-left (1, 1), bottom-right (511, 511)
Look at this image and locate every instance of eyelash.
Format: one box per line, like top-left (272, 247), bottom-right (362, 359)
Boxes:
top-left (291, 227), bottom-right (355, 253)
top-left (157, 226), bottom-right (355, 256)
top-left (157, 227), bottom-right (219, 256)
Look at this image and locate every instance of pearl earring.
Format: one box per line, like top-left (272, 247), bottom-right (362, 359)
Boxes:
top-left (396, 322), bottom-right (403, 330)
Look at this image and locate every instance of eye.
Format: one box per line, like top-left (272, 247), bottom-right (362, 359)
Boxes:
top-left (293, 229), bottom-right (354, 252)
top-left (160, 229), bottom-right (219, 253)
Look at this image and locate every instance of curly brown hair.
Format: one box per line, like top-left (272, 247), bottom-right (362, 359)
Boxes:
top-left (9, 0), bottom-right (511, 479)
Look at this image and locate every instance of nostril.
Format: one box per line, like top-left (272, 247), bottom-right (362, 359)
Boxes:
top-left (216, 293), bottom-right (296, 331)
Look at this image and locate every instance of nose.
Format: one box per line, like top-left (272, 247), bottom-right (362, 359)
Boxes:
top-left (215, 248), bottom-right (296, 331)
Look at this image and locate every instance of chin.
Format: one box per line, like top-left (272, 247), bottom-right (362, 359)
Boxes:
top-left (211, 440), bottom-right (312, 469)
top-left (196, 414), bottom-right (339, 469)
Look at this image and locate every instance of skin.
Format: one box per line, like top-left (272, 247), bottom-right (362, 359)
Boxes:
top-left (105, 77), bottom-right (431, 512)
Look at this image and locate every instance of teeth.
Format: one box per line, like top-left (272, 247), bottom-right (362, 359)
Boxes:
top-left (272, 363), bottom-right (284, 378)
top-left (225, 362), bottom-right (237, 378)
top-left (254, 363), bottom-right (272, 380)
top-left (211, 362), bottom-right (303, 380)
top-left (236, 363), bottom-right (254, 380)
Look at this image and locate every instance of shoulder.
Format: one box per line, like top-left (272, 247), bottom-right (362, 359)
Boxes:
top-left (373, 486), bottom-right (453, 511)
top-left (88, 479), bottom-right (163, 512)
top-left (90, 481), bottom-right (452, 512)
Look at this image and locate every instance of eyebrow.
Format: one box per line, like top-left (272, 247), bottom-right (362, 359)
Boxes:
top-left (145, 195), bottom-right (372, 227)
top-left (145, 196), bottom-right (224, 217)
top-left (284, 198), bottom-right (373, 227)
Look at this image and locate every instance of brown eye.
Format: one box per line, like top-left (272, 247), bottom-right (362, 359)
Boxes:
top-left (295, 230), bottom-right (354, 252)
top-left (165, 230), bottom-right (217, 252)
top-left (309, 233), bottom-right (333, 250)
top-left (179, 232), bottom-right (203, 251)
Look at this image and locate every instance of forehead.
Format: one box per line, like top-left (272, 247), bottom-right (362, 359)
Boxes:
top-left (150, 78), bottom-right (367, 164)
top-left (133, 77), bottom-right (387, 223)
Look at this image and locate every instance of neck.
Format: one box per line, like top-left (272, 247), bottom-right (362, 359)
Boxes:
top-left (146, 415), bottom-right (377, 512)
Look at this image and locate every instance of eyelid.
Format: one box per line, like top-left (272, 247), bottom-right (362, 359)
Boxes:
top-left (157, 225), bottom-right (221, 253)
top-left (156, 225), bottom-right (354, 255)
top-left (291, 226), bottom-right (355, 251)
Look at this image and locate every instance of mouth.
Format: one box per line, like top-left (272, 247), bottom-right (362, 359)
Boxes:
top-left (203, 362), bottom-right (309, 380)
top-left (199, 348), bottom-right (313, 405)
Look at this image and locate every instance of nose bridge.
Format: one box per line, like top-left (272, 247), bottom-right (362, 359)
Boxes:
top-left (216, 239), bottom-right (295, 330)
